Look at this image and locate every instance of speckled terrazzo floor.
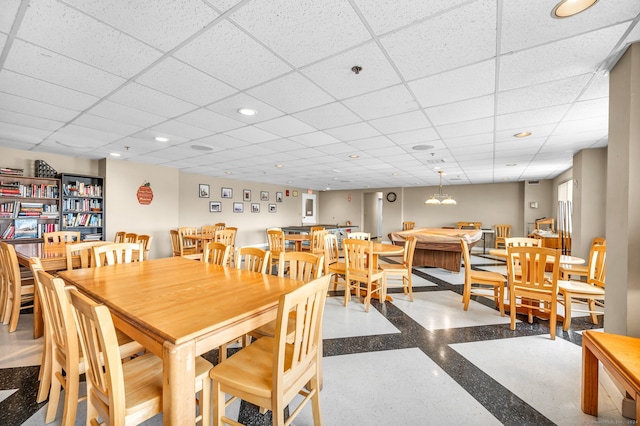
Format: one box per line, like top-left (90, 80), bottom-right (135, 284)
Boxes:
top-left (0, 252), bottom-right (629, 425)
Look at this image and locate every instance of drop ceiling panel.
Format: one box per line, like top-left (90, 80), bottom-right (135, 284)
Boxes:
top-left (108, 83), bottom-right (197, 118)
top-left (87, 101), bottom-right (166, 128)
top-left (342, 85), bottom-right (417, 120)
top-left (293, 102), bottom-right (361, 130)
top-left (136, 58), bottom-right (237, 106)
top-left (386, 128), bottom-right (440, 146)
top-left (324, 122), bottom-right (380, 142)
top-left (496, 105), bottom-right (570, 131)
top-left (563, 98), bottom-right (609, 121)
top-left (174, 20), bottom-right (292, 90)
top-left (254, 116), bottom-right (316, 138)
top-left (247, 72), bottom-right (334, 114)
top-left (0, 70), bottom-right (99, 111)
top-left (195, 134), bottom-right (251, 150)
top-left (0, 110), bottom-right (63, 132)
top-left (47, 124), bottom-right (123, 147)
top-left (0, 33), bottom-right (6, 53)
top-left (230, 0), bottom-right (370, 67)
top-left (579, 73), bottom-right (609, 101)
top-left (18, 0), bottom-right (162, 78)
top-left (494, 124), bottom-right (556, 143)
top-left (425, 95), bottom-right (495, 126)
top-left (223, 126), bottom-right (279, 144)
top-left (552, 117), bottom-right (608, 135)
top-left (207, 92), bottom-right (284, 124)
top-left (0, 92), bottom-right (78, 122)
top-left (436, 117), bottom-right (494, 139)
top-left (0, 0), bottom-right (20, 33)
top-left (0, 122), bottom-right (50, 144)
top-left (381, 0), bottom-right (497, 81)
top-left (73, 114), bottom-right (142, 137)
top-left (146, 120), bottom-right (214, 141)
top-left (368, 110), bottom-right (431, 134)
top-left (289, 131), bottom-right (341, 147)
top-left (176, 108), bottom-right (244, 133)
top-left (64, 0), bottom-right (220, 52)
top-left (4, 40), bottom-right (126, 97)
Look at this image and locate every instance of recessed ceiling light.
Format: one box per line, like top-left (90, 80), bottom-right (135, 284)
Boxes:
top-left (275, 164), bottom-right (284, 168)
top-left (225, 171), bottom-right (232, 175)
top-left (237, 108), bottom-right (257, 116)
top-left (349, 154), bottom-right (359, 159)
top-left (514, 132), bottom-right (532, 138)
top-left (109, 153), bottom-right (121, 157)
top-left (412, 144), bottom-right (435, 151)
top-left (154, 136), bottom-right (169, 142)
top-left (392, 172), bottom-right (399, 176)
top-left (191, 144), bottom-right (213, 151)
top-left (552, 0), bottom-right (598, 18)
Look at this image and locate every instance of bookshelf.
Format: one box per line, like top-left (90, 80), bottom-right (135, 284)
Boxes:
top-left (0, 174), bottom-right (61, 242)
top-left (60, 173), bottom-right (105, 241)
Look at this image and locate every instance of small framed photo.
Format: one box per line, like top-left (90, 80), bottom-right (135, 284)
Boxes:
top-left (199, 184), bottom-right (210, 198)
top-left (243, 189), bottom-right (251, 201)
top-left (221, 187), bottom-right (233, 198)
top-left (251, 203), bottom-right (260, 213)
top-left (233, 202), bottom-right (244, 213)
top-left (276, 191), bottom-right (283, 202)
top-left (210, 201), bottom-right (221, 212)
top-left (260, 191), bottom-right (269, 201)
top-left (268, 203), bottom-right (277, 213)
top-left (292, 190), bottom-right (298, 197)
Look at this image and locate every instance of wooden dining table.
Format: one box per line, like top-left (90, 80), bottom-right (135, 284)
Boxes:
top-left (58, 256), bottom-right (306, 425)
top-left (488, 248), bottom-right (585, 265)
top-left (284, 233), bottom-right (310, 251)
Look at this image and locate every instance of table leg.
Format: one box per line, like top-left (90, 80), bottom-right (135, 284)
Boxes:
top-left (581, 339), bottom-right (599, 416)
top-left (163, 340), bottom-right (196, 425)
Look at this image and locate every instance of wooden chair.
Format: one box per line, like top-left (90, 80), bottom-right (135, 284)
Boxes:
top-left (504, 237), bottom-right (541, 248)
top-left (558, 244), bottom-right (606, 331)
top-left (506, 245), bottom-right (560, 339)
top-left (402, 221), bottom-right (415, 231)
top-left (170, 229), bottom-right (182, 256)
top-left (114, 231), bottom-right (126, 243)
top-left (214, 222), bottom-right (226, 231)
top-left (460, 239), bottom-right (507, 316)
top-left (137, 234), bottom-right (152, 258)
top-left (346, 231), bottom-right (370, 240)
top-left (309, 229), bottom-right (328, 256)
top-left (343, 238), bottom-right (386, 312)
top-left (200, 225), bottom-right (217, 239)
top-left (210, 274), bottom-right (330, 426)
top-left (29, 259), bottom-right (53, 404)
top-left (560, 237), bottom-right (605, 280)
top-left (235, 246), bottom-right (270, 273)
top-left (324, 233), bottom-right (346, 291)
top-left (179, 226), bottom-right (200, 254)
top-left (43, 231), bottom-right (81, 243)
top-left (67, 288), bottom-right (213, 426)
top-left (124, 232), bottom-right (138, 243)
top-left (92, 242), bottom-right (144, 267)
top-left (379, 235), bottom-right (417, 301)
top-left (65, 241), bottom-right (110, 270)
top-left (457, 222), bottom-right (481, 229)
top-left (34, 269), bottom-right (145, 425)
top-left (214, 228), bottom-right (236, 265)
top-left (0, 242), bottom-right (34, 332)
top-left (267, 228), bottom-right (286, 273)
top-left (202, 241), bottom-right (231, 266)
top-left (535, 217), bottom-right (555, 233)
top-left (494, 224), bottom-right (512, 249)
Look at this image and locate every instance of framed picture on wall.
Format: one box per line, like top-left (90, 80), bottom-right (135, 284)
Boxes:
top-left (210, 201), bottom-right (221, 212)
top-left (221, 187), bottom-right (233, 198)
top-left (199, 184), bottom-right (210, 198)
top-left (276, 191), bottom-right (283, 202)
top-left (260, 191), bottom-right (269, 201)
top-left (251, 203), bottom-right (260, 213)
top-left (233, 202), bottom-right (244, 213)
top-left (268, 203), bottom-right (277, 213)
top-left (243, 189), bottom-right (251, 201)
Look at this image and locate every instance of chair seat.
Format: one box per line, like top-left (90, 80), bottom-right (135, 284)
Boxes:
top-left (379, 263), bottom-right (407, 274)
top-left (471, 270), bottom-right (506, 283)
top-left (328, 261), bottom-right (345, 274)
top-left (558, 280), bottom-right (605, 296)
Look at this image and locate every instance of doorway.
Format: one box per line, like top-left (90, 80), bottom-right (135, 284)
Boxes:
top-left (301, 193), bottom-right (317, 225)
top-left (363, 192), bottom-right (383, 239)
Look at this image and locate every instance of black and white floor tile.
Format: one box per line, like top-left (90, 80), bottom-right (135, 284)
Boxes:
top-left (0, 252), bottom-right (630, 425)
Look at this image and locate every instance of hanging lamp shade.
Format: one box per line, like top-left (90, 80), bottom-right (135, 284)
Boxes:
top-left (425, 170), bottom-right (456, 205)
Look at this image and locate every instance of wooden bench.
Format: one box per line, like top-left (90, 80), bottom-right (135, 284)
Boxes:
top-left (582, 330), bottom-right (640, 420)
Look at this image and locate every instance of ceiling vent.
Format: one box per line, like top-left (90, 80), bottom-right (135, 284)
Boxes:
top-left (425, 159), bottom-right (446, 164)
top-left (527, 180), bottom-right (540, 185)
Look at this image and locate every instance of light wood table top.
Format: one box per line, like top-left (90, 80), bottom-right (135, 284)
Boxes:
top-left (58, 256), bottom-right (305, 425)
top-left (488, 248), bottom-right (585, 265)
top-left (284, 233), bottom-right (310, 251)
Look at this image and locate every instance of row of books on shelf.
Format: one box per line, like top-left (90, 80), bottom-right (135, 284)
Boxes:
top-left (0, 201), bottom-right (59, 218)
top-left (0, 168), bottom-right (24, 176)
top-left (0, 181), bottom-right (59, 198)
top-left (63, 198), bottom-right (102, 212)
top-left (62, 213), bottom-right (102, 227)
top-left (62, 181), bottom-right (102, 197)
top-left (1, 220), bottom-right (58, 239)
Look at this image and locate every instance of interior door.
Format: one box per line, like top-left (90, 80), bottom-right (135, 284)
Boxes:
top-left (302, 193), bottom-right (316, 225)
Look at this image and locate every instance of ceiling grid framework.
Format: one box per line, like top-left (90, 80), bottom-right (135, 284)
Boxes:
top-left (0, 0), bottom-right (639, 190)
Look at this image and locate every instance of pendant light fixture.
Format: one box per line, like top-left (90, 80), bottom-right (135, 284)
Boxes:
top-left (425, 170), bottom-right (456, 205)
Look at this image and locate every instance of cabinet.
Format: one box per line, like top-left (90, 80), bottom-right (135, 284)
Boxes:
top-left (0, 174), bottom-right (60, 242)
top-left (60, 174), bottom-right (105, 241)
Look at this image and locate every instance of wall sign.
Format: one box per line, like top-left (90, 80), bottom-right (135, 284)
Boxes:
top-left (137, 181), bottom-right (153, 205)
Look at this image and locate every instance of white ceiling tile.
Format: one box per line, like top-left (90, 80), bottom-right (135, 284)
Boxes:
top-left (368, 110), bottom-right (430, 134)
top-left (381, 0), bottom-right (496, 81)
top-left (18, 0), bottom-right (162, 78)
top-left (174, 20), bottom-right (292, 90)
top-left (108, 83), bottom-right (197, 118)
top-left (0, 0), bottom-right (21, 33)
top-left (206, 92), bottom-right (284, 124)
top-left (293, 102), bottom-right (361, 129)
top-left (426, 95), bottom-right (494, 126)
top-left (500, 0), bottom-right (640, 53)
top-left (497, 74), bottom-right (591, 115)
top-left (290, 132), bottom-right (342, 148)
top-left (4, 40), bottom-right (126, 97)
top-left (0, 33), bottom-right (7, 53)
top-left (0, 137), bottom-right (39, 150)
top-left (300, 42), bottom-right (401, 99)
top-left (435, 117), bottom-right (494, 139)
top-left (0, 109), bottom-right (63, 131)
top-left (177, 109), bottom-right (245, 133)
top-left (496, 105), bottom-right (569, 131)
top-left (410, 60), bottom-right (496, 108)
top-left (0, 92), bottom-right (78, 122)
top-left (136, 58), bottom-right (236, 106)
top-left (324, 122), bottom-right (380, 142)
top-left (64, 0), bottom-right (219, 52)
top-left (87, 100), bottom-right (166, 128)
top-left (387, 128), bottom-right (440, 146)
top-left (552, 117), bottom-right (608, 135)
top-left (564, 98), bottom-right (609, 122)
top-left (499, 24), bottom-right (630, 91)
top-left (342, 85), bottom-right (418, 120)
top-left (254, 116), bottom-right (315, 138)
top-left (47, 123), bottom-right (123, 147)
top-left (248, 72), bottom-right (333, 113)
top-left (252, 139), bottom-right (307, 153)
top-left (146, 120), bottom-right (214, 141)
top-left (223, 126), bottom-right (279, 143)
top-left (0, 69), bottom-right (99, 111)
top-left (195, 134), bottom-right (251, 150)
top-left (494, 124), bottom-right (556, 143)
top-left (230, 0), bottom-right (370, 67)
top-left (0, 121), bottom-right (50, 144)
top-left (73, 114), bottom-right (143, 136)
top-left (579, 73), bottom-right (609, 101)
